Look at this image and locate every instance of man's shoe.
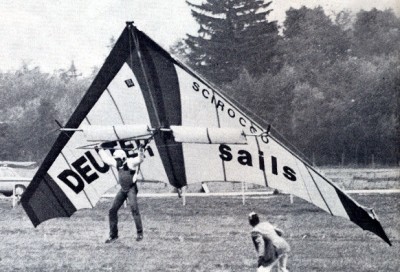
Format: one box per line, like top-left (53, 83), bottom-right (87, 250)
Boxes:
top-left (105, 236), bottom-right (118, 243)
top-left (136, 233), bottom-right (143, 242)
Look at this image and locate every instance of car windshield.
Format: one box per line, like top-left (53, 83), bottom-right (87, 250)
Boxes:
top-left (0, 167), bottom-right (18, 177)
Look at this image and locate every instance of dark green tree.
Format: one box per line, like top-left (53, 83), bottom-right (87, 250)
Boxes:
top-left (0, 63), bottom-right (89, 162)
top-left (352, 8), bottom-right (400, 57)
top-left (182, 0), bottom-right (280, 83)
top-left (282, 6), bottom-right (351, 86)
top-left (33, 98), bottom-right (59, 160)
top-left (0, 122), bottom-right (13, 160)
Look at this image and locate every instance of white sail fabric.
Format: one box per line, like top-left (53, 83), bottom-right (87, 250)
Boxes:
top-left (81, 124), bottom-right (151, 142)
top-left (170, 126), bottom-right (247, 144)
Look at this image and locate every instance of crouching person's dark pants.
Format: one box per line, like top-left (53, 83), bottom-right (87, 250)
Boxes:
top-left (109, 185), bottom-right (143, 238)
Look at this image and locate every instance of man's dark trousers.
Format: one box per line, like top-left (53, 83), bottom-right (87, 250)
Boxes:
top-left (109, 185), bottom-right (143, 238)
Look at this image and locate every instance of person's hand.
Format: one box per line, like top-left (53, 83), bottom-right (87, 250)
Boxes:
top-left (138, 146), bottom-right (146, 159)
top-left (140, 150), bottom-right (145, 159)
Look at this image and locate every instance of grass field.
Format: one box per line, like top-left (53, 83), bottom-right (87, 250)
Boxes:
top-left (0, 192), bottom-right (399, 271)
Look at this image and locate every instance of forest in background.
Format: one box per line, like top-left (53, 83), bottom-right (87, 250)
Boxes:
top-left (0, 2), bottom-right (399, 166)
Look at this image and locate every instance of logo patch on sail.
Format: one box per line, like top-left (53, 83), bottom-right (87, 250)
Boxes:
top-left (125, 79), bottom-right (135, 87)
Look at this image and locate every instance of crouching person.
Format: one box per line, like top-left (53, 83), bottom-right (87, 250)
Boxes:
top-left (249, 212), bottom-right (291, 272)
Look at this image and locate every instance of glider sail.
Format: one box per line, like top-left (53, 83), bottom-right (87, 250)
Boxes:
top-left (21, 23), bottom-right (391, 245)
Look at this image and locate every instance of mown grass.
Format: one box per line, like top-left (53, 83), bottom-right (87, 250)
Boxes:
top-left (0, 193), bottom-right (398, 271)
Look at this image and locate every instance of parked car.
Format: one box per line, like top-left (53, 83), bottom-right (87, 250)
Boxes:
top-left (0, 162), bottom-right (35, 197)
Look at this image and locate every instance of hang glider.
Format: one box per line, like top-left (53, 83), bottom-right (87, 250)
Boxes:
top-left (21, 22), bottom-right (391, 245)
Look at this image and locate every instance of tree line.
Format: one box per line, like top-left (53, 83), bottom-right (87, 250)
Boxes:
top-left (0, 64), bottom-right (93, 161)
top-left (173, 1), bottom-right (399, 166)
top-left (0, 1), bottom-right (398, 166)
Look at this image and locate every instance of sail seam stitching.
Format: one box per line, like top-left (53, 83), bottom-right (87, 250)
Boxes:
top-left (305, 165), bottom-right (333, 215)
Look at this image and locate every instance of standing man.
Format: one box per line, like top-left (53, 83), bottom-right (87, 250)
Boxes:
top-left (249, 212), bottom-right (291, 272)
top-left (99, 145), bottom-right (146, 243)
